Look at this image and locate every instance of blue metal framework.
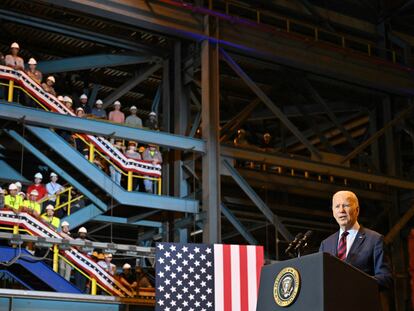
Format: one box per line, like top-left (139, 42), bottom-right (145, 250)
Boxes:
top-left (27, 125), bottom-right (199, 213)
top-left (37, 54), bottom-right (161, 74)
top-left (5, 129), bottom-right (108, 212)
top-left (0, 103), bottom-right (206, 153)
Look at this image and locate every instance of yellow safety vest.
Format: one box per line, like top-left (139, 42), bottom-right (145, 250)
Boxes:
top-left (41, 215), bottom-right (60, 228)
top-left (4, 195), bottom-right (23, 211)
top-left (22, 200), bottom-right (41, 215)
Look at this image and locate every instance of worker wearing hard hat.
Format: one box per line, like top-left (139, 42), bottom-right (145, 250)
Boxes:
top-left (108, 101), bottom-right (125, 124)
top-left (91, 99), bottom-right (107, 119)
top-left (59, 221), bottom-right (72, 281)
top-left (41, 76), bottom-right (57, 97)
top-left (46, 172), bottom-right (64, 216)
top-left (63, 96), bottom-right (74, 113)
top-left (74, 93), bottom-right (91, 114)
top-left (27, 173), bottom-right (47, 200)
top-left (125, 106), bottom-right (142, 128)
top-left (5, 42), bottom-right (24, 71)
top-left (25, 58), bottom-right (42, 84)
top-left (75, 226), bottom-right (91, 293)
top-left (4, 183), bottom-right (24, 213)
top-left (22, 190), bottom-right (41, 217)
top-left (119, 263), bottom-right (137, 292)
top-left (14, 181), bottom-right (26, 199)
top-left (97, 253), bottom-right (116, 276)
top-left (41, 205), bottom-right (60, 229)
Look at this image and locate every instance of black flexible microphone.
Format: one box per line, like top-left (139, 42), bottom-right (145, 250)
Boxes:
top-left (285, 232), bottom-right (303, 254)
top-left (294, 230), bottom-right (313, 251)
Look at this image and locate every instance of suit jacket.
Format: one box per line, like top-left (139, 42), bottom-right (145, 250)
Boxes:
top-left (319, 226), bottom-right (392, 290)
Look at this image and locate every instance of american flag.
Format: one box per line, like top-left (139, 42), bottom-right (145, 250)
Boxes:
top-left (155, 243), bottom-right (264, 311)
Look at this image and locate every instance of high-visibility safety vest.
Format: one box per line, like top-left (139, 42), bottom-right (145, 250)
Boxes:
top-left (4, 195), bottom-right (23, 211)
top-left (41, 215), bottom-right (60, 228)
top-left (22, 200), bottom-right (41, 215)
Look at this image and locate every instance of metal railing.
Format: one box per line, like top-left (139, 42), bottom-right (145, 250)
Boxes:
top-left (77, 136), bottom-right (162, 194)
top-left (1, 79), bottom-right (162, 195)
top-left (39, 186), bottom-right (85, 217)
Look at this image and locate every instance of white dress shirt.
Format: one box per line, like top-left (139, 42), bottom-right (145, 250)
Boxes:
top-left (338, 221), bottom-right (360, 256)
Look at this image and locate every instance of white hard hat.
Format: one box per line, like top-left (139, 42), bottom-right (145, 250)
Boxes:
top-left (8, 184), bottom-right (17, 190)
top-left (57, 95), bottom-right (64, 101)
top-left (61, 221), bottom-right (69, 227)
top-left (105, 253), bottom-right (113, 258)
top-left (11, 42), bottom-right (20, 49)
top-left (34, 173), bottom-right (43, 179)
top-left (130, 106), bottom-right (137, 111)
top-left (0, 188), bottom-right (4, 194)
top-left (123, 263), bottom-right (131, 269)
top-left (14, 182), bottom-right (22, 188)
top-left (76, 107), bottom-right (84, 113)
top-left (45, 204), bottom-right (54, 211)
top-left (80, 94), bottom-right (88, 100)
top-left (47, 76), bottom-right (55, 83)
top-left (78, 227), bottom-right (87, 233)
top-left (113, 101), bottom-right (121, 106)
top-left (30, 190), bottom-right (39, 196)
top-left (149, 111), bottom-right (156, 116)
top-left (95, 99), bottom-right (103, 105)
top-left (50, 172), bottom-right (58, 178)
top-left (28, 58), bottom-right (37, 65)
top-left (63, 96), bottom-right (72, 104)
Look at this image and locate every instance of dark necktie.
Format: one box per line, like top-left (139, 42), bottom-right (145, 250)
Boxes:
top-left (337, 231), bottom-right (349, 260)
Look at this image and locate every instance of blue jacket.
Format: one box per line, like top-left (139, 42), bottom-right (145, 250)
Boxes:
top-left (319, 226), bottom-right (392, 289)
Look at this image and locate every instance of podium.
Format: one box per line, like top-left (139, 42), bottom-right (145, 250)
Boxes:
top-left (256, 252), bottom-right (381, 311)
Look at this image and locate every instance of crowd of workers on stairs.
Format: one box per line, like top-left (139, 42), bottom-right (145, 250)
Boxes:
top-left (0, 175), bottom-right (154, 295)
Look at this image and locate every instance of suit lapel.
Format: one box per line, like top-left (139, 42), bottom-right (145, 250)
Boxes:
top-left (345, 227), bottom-right (366, 263)
top-left (332, 231), bottom-right (340, 256)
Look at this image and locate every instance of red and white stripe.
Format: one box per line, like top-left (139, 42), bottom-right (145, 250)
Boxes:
top-left (214, 244), bottom-right (264, 311)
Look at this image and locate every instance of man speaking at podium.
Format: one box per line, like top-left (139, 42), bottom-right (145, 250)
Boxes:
top-left (319, 190), bottom-right (392, 291)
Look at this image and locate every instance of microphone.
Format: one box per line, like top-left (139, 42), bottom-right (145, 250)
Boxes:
top-left (294, 230), bottom-right (313, 251)
top-left (285, 232), bottom-right (303, 255)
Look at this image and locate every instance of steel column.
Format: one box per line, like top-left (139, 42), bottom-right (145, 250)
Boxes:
top-left (201, 15), bottom-right (221, 243)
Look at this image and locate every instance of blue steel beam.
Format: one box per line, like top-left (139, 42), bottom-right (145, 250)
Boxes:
top-left (222, 159), bottom-right (293, 241)
top-left (103, 63), bottom-right (163, 108)
top-left (27, 125), bottom-right (199, 213)
top-left (221, 203), bottom-right (258, 245)
top-left (0, 103), bottom-right (206, 153)
top-left (5, 129), bottom-right (107, 212)
top-left (93, 215), bottom-right (162, 228)
top-left (0, 9), bottom-right (163, 56)
top-left (37, 54), bottom-right (161, 74)
top-left (0, 160), bottom-right (30, 184)
top-left (62, 204), bottom-right (102, 230)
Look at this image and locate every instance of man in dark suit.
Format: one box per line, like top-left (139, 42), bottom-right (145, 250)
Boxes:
top-left (319, 190), bottom-right (392, 290)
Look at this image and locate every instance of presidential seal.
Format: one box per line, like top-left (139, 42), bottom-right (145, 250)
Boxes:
top-left (273, 267), bottom-right (300, 307)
